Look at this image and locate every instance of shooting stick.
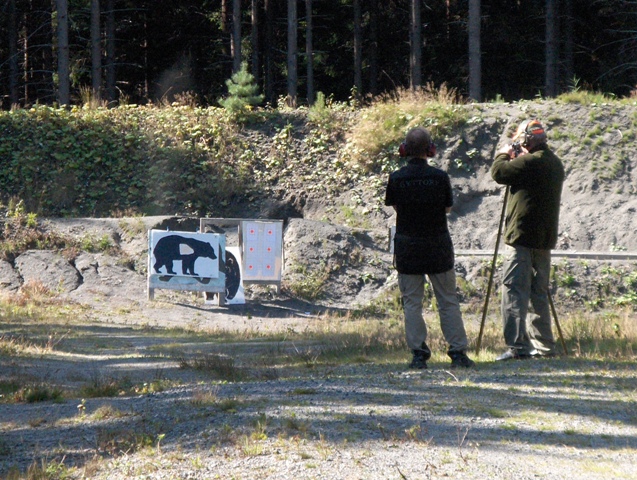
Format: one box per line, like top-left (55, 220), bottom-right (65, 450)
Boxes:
top-left (548, 289), bottom-right (569, 356)
top-left (475, 187), bottom-right (508, 355)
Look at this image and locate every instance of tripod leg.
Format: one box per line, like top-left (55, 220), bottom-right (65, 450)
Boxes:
top-left (476, 188), bottom-right (509, 355)
top-left (547, 289), bottom-right (568, 356)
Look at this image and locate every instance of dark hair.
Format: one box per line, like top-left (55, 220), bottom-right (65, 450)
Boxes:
top-left (405, 127), bottom-right (433, 157)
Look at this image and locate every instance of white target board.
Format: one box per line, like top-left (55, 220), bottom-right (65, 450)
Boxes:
top-left (147, 230), bottom-right (225, 300)
top-left (150, 230), bottom-right (220, 278)
top-left (224, 246), bottom-right (245, 304)
top-left (241, 221), bottom-right (283, 282)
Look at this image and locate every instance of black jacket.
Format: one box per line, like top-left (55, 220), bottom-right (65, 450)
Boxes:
top-left (385, 158), bottom-right (455, 274)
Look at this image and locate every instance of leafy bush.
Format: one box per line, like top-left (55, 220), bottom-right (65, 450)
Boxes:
top-left (0, 105), bottom-right (250, 217)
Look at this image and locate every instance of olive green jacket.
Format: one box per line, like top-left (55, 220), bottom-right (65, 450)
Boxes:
top-left (490, 145), bottom-right (565, 250)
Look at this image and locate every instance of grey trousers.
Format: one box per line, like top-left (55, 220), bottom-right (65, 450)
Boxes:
top-left (398, 269), bottom-right (469, 353)
top-left (501, 245), bottom-right (556, 355)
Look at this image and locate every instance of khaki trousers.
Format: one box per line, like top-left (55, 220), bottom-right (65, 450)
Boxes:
top-left (501, 245), bottom-right (556, 355)
top-left (398, 269), bottom-right (469, 353)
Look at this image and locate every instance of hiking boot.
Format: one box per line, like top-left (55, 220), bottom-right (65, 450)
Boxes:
top-left (418, 342), bottom-right (432, 360)
top-left (530, 349), bottom-right (557, 359)
top-left (409, 350), bottom-right (429, 369)
top-left (409, 343), bottom-right (431, 369)
top-left (449, 351), bottom-right (475, 368)
top-left (495, 348), bottom-right (532, 361)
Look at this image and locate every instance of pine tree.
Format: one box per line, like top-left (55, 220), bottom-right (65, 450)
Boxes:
top-left (219, 62), bottom-right (264, 116)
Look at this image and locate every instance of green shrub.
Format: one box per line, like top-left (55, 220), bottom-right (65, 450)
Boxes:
top-left (0, 104), bottom-right (250, 217)
top-left (556, 90), bottom-right (615, 105)
top-left (219, 62), bottom-right (264, 119)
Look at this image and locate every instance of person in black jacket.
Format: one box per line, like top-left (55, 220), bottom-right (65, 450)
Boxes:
top-left (490, 119), bottom-right (565, 361)
top-left (385, 127), bottom-right (474, 369)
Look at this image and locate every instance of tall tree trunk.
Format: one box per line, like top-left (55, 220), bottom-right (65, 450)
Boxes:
top-left (264, 0), bottom-right (274, 104)
top-left (8, 0), bottom-right (20, 106)
top-left (468, 0), bottom-right (481, 101)
top-left (42, 0), bottom-right (55, 102)
top-left (369, 0), bottom-right (378, 96)
top-left (24, 4), bottom-right (30, 104)
top-left (287, 0), bottom-right (297, 107)
top-left (353, 0), bottom-right (362, 99)
top-left (57, 0), bottom-right (70, 105)
top-left (221, 0), bottom-right (231, 77)
top-left (232, 0), bottom-right (242, 73)
top-left (410, 0), bottom-right (421, 89)
top-left (545, 0), bottom-right (559, 97)
top-left (91, 0), bottom-right (102, 102)
top-left (24, 0), bottom-right (54, 104)
top-left (563, 0), bottom-right (574, 87)
top-left (446, 0), bottom-right (451, 40)
top-left (305, 0), bottom-right (314, 104)
top-left (143, 9), bottom-right (149, 99)
top-left (105, 0), bottom-right (116, 104)
top-left (251, 0), bottom-right (260, 82)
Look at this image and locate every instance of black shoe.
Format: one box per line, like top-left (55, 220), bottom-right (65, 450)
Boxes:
top-left (530, 350), bottom-right (557, 358)
top-left (409, 349), bottom-right (430, 369)
top-left (449, 351), bottom-right (475, 368)
top-left (495, 349), bottom-right (532, 361)
top-left (418, 342), bottom-right (432, 360)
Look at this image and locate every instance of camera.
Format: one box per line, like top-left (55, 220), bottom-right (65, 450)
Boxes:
top-left (511, 141), bottom-right (522, 158)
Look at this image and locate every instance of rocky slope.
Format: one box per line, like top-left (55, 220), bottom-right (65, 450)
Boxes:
top-left (2, 100), bottom-right (637, 313)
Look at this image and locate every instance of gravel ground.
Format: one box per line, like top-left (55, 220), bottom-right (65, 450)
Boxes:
top-left (2, 330), bottom-right (636, 480)
top-left (1, 215), bottom-right (637, 479)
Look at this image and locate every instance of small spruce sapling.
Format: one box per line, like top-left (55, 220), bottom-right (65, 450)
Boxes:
top-left (219, 62), bottom-right (264, 117)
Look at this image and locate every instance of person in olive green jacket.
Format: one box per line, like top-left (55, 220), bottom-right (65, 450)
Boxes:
top-left (490, 119), bottom-right (565, 361)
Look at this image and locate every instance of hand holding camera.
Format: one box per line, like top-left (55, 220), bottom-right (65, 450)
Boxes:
top-left (497, 141), bottom-right (526, 159)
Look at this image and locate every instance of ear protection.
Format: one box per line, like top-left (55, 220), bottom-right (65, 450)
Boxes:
top-left (514, 119), bottom-right (545, 148)
top-left (399, 142), bottom-right (408, 157)
top-left (399, 142), bottom-right (436, 157)
top-left (426, 142), bottom-right (437, 157)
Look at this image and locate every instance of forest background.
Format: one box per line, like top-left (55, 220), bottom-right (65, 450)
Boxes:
top-left (2, 0), bottom-right (637, 110)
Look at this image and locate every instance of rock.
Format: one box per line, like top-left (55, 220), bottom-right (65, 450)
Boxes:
top-left (0, 259), bottom-right (21, 291)
top-left (66, 252), bottom-right (146, 302)
top-left (283, 218), bottom-right (393, 308)
top-left (14, 250), bottom-right (81, 293)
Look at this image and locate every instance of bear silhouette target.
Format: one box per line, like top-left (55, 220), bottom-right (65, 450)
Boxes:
top-left (153, 235), bottom-right (217, 276)
top-left (225, 251), bottom-right (241, 300)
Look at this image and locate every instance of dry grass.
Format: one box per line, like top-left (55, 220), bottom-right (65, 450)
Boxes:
top-left (1, 279), bottom-right (55, 307)
top-left (345, 84), bottom-right (467, 171)
top-left (1, 299), bottom-right (636, 479)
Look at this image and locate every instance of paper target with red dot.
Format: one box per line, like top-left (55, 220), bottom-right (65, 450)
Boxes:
top-left (241, 221), bottom-right (282, 281)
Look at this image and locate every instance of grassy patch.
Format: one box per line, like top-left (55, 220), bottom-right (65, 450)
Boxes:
top-left (180, 353), bottom-right (245, 381)
top-left (557, 89), bottom-right (616, 105)
top-left (10, 384), bottom-right (64, 403)
top-left (345, 85), bottom-right (468, 172)
top-left (284, 263), bottom-right (330, 301)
